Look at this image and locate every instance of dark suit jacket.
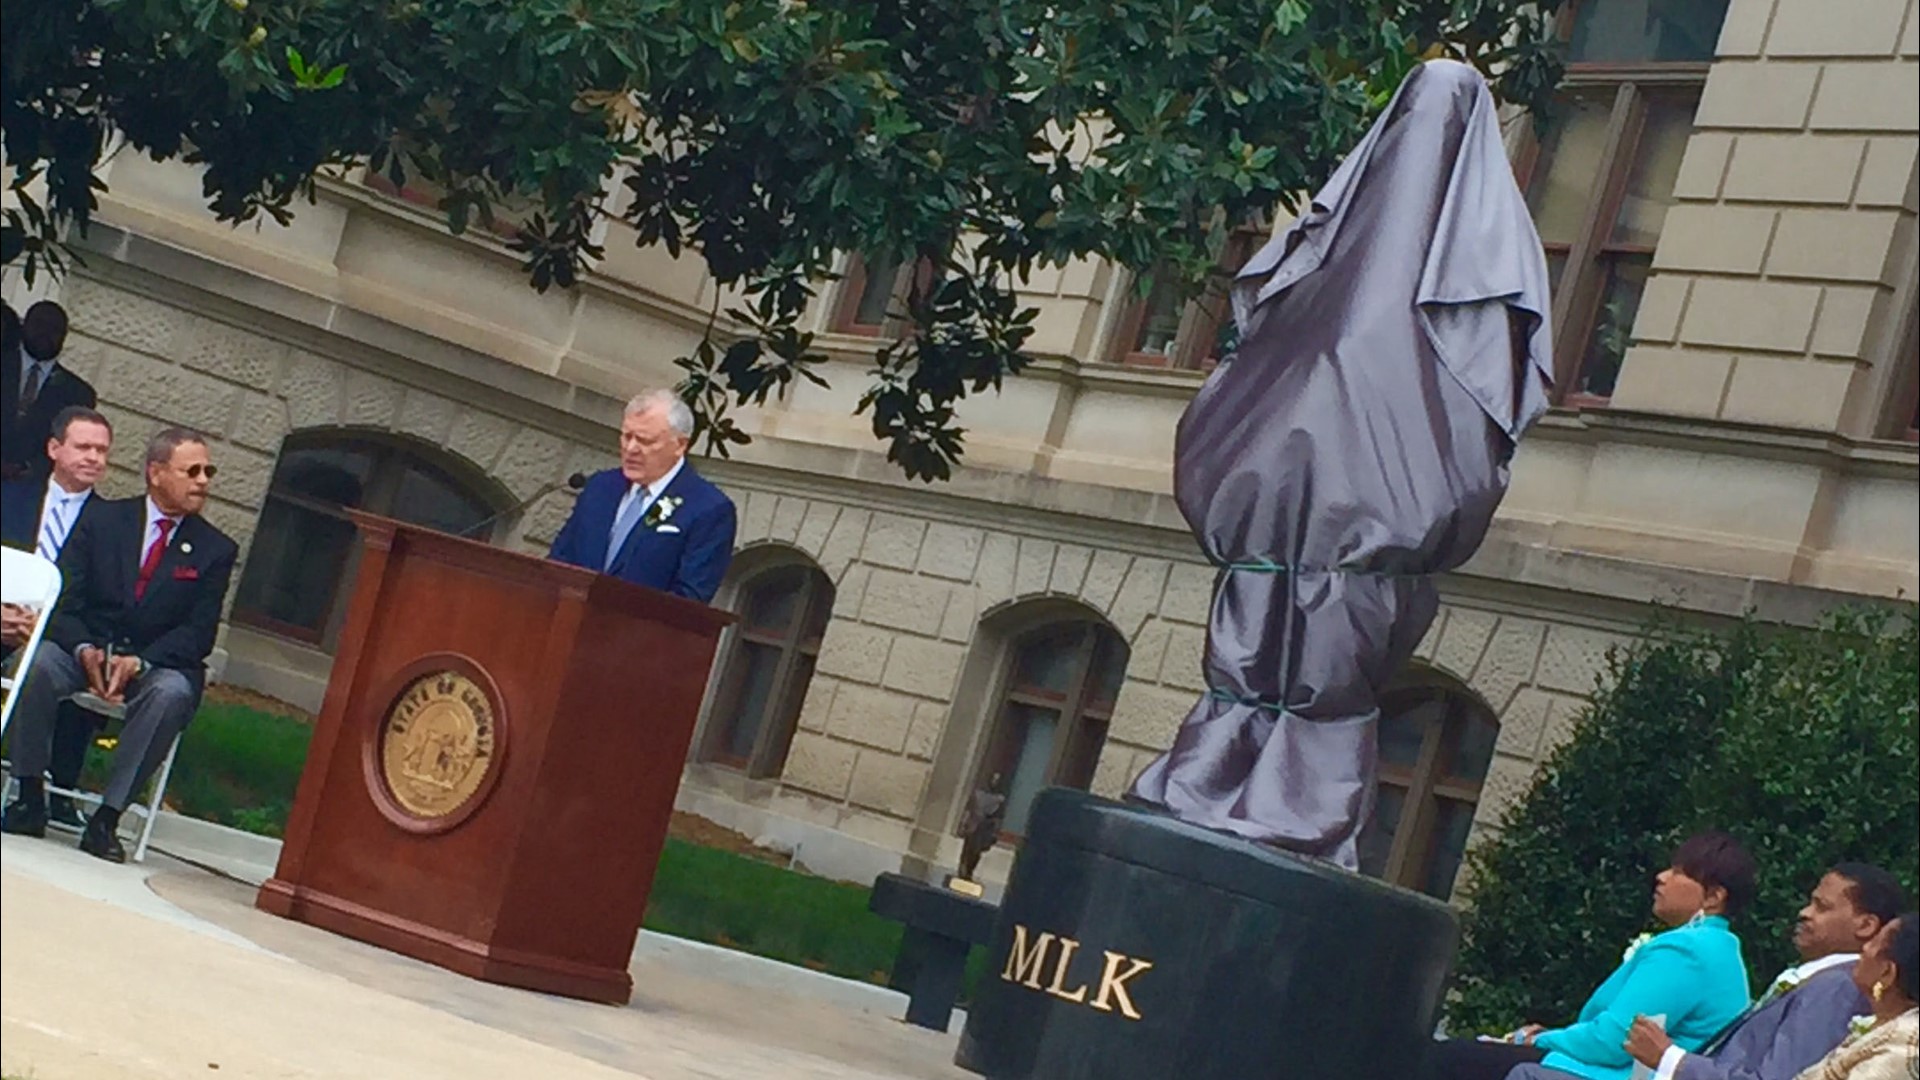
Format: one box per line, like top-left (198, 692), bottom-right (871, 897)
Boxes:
top-left (0, 476), bottom-right (47, 550)
top-left (547, 464), bottom-right (736, 603)
top-left (1678, 963), bottom-right (1870, 1080)
top-left (47, 495), bottom-right (239, 688)
top-left (2, 348), bottom-right (98, 477)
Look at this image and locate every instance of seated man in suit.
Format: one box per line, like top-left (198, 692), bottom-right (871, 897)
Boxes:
top-left (1, 427), bottom-right (239, 863)
top-left (2, 405), bottom-right (116, 828)
top-left (547, 388), bottom-right (736, 603)
top-left (2, 300), bottom-right (99, 481)
top-left (1623, 863), bottom-right (1909, 1080)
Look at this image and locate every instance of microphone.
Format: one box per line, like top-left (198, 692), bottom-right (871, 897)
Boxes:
top-left (460, 472), bottom-right (588, 539)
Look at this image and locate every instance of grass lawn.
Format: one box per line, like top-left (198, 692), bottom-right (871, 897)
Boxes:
top-left (62, 692), bottom-right (990, 995)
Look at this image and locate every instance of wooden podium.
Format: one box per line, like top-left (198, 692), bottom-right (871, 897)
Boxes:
top-left (257, 513), bottom-right (731, 1004)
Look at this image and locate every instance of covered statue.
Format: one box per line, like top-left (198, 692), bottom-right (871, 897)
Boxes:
top-left (1128, 60), bottom-right (1555, 868)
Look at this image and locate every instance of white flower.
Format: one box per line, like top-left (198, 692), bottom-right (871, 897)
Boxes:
top-left (643, 496), bottom-right (683, 529)
top-left (1623, 932), bottom-right (1655, 964)
top-left (181, 541), bottom-right (193, 554)
top-left (1848, 1014), bottom-right (1875, 1038)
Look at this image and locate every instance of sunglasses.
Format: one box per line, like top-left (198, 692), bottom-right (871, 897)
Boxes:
top-left (180, 463), bottom-right (218, 480)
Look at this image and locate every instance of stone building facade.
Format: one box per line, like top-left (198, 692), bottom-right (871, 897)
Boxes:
top-left (4, 0), bottom-right (1915, 898)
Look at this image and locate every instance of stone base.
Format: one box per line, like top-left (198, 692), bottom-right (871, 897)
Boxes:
top-left (954, 789), bottom-right (1459, 1080)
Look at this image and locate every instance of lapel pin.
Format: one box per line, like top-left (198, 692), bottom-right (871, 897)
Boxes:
top-left (180, 541), bottom-right (193, 554)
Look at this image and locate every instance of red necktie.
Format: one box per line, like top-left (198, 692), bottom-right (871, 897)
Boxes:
top-left (136, 518), bottom-right (174, 601)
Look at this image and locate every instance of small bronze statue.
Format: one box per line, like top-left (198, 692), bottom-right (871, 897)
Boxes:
top-left (954, 774), bottom-right (1008, 886)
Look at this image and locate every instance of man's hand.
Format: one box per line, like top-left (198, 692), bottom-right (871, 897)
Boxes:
top-left (1625, 1015), bottom-right (1674, 1067)
top-left (0, 603), bottom-right (35, 648)
top-left (77, 645), bottom-right (110, 697)
top-left (102, 655), bottom-right (143, 703)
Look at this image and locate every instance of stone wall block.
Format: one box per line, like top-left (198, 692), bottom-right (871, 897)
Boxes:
top-left (1049, 543), bottom-right (1092, 596)
top-left (172, 315), bottom-right (287, 389)
top-left (738, 489), bottom-right (777, 542)
top-left (861, 515), bottom-right (928, 570)
top-left (795, 500), bottom-right (840, 557)
top-left (816, 622), bottom-right (895, 684)
top-left (104, 359), bottom-right (242, 437)
top-left (342, 368), bottom-right (403, 430)
top-left (938, 585), bottom-right (981, 644)
top-left (881, 636), bottom-right (967, 700)
top-left (491, 427), bottom-right (569, 501)
top-left (1090, 745), bottom-right (1142, 800)
top-left (396, 388), bottom-right (460, 445)
top-left (858, 569), bottom-right (951, 636)
top-left (278, 353), bottom-right (347, 431)
top-left (1433, 608), bottom-right (1498, 680)
top-left (904, 700), bottom-right (947, 760)
top-left (213, 444), bottom-right (276, 509)
top-left (1476, 753), bottom-right (1544, 828)
top-left (1854, 137), bottom-right (1919, 207)
top-left (1808, 61), bottom-right (1920, 131)
top-left (1678, 278), bottom-right (1821, 353)
top-left (1080, 550), bottom-right (1132, 613)
top-left (73, 284), bottom-right (182, 356)
top-left (1694, 62), bottom-right (1819, 129)
top-left (1470, 619), bottom-right (1548, 714)
top-left (1158, 561), bottom-right (1215, 625)
top-left (447, 407), bottom-right (517, 470)
top-left (796, 676), bottom-right (839, 734)
top-left (848, 753), bottom-right (930, 819)
top-left (1495, 687), bottom-right (1559, 762)
top-left (1766, 0), bottom-right (1911, 57)
top-left (819, 507), bottom-right (870, 578)
top-left (771, 495), bottom-right (808, 543)
top-left (1413, 609), bottom-right (1449, 662)
top-left (974, 533), bottom-right (1019, 603)
top-left (825, 684), bottom-right (918, 752)
top-left (1535, 625), bottom-right (1626, 696)
top-left (920, 523), bottom-right (986, 582)
top-left (1723, 135), bottom-right (1867, 204)
top-left (1013, 537), bottom-right (1057, 598)
top-left (1107, 558), bottom-right (1170, 639)
top-left (782, 733), bottom-right (857, 799)
top-left (831, 564), bottom-right (871, 618)
top-left (1157, 623), bottom-right (1210, 693)
top-left (230, 392), bottom-right (291, 454)
top-left (515, 488), bottom-right (575, 547)
top-left (1108, 681), bottom-right (1196, 749)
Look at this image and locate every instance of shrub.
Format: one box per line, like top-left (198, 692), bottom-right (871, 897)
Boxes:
top-left (1448, 609), bottom-right (1919, 1034)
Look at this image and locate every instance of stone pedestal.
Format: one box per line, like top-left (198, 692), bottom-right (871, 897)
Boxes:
top-left (955, 789), bottom-right (1458, 1079)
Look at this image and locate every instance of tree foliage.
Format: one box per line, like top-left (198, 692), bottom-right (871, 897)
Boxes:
top-left (1449, 609), bottom-right (1920, 1035)
top-left (3, 0), bottom-right (1564, 480)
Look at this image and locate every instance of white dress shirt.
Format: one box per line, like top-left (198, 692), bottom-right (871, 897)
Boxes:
top-left (1654, 952), bottom-right (1861, 1079)
top-left (36, 476), bottom-right (91, 560)
top-left (611, 456), bottom-right (686, 530)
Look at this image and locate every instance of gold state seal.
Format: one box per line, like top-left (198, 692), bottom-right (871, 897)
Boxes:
top-left (378, 671), bottom-right (497, 820)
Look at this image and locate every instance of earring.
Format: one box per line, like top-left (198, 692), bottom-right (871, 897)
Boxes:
top-left (1871, 979), bottom-right (1887, 1003)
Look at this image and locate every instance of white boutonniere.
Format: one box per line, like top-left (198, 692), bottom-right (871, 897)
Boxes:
top-left (1847, 1014), bottom-right (1875, 1038)
top-left (643, 495), bottom-right (684, 531)
top-left (180, 541), bottom-right (193, 554)
top-left (1622, 932), bottom-right (1655, 964)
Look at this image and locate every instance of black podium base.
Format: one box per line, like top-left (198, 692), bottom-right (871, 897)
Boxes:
top-left (955, 790), bottom-right (1458, 1080)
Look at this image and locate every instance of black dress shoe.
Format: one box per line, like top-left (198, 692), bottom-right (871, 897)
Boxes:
top-left (1, 798), bottom-right (49, 838)
top-left (47, 796), bottom-right (88, 831)
top-left (79, 813), bottom-right (127, 863)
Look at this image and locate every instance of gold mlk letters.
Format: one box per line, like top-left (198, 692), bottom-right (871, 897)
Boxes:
top-left (999, 924), bottom-right (1153, 1021)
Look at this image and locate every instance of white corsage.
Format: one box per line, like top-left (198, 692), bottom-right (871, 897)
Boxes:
top-left (1622, 932), bottom-right (1655, 964)
top-left (1847, 1014), bottom-right (1875, 1038)
top-left (643, 495), bottom-right (684, 531)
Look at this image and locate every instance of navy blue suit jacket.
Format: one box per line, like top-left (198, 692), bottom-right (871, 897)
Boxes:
top-left (0, 477), bottom-right (44, 551)
top-left (547, 464), bottom-right (736, 603)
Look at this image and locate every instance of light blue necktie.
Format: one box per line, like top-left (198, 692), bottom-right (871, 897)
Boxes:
top-left (604, 486), bottom-right (653, 571)
top-left (37, 495), bottom-right (73, 560)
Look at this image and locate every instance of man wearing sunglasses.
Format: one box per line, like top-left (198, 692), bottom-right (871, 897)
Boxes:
top-left (2, 427), bottom-right (238, 862)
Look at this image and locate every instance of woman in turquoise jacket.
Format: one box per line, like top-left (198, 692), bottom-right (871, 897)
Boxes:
top-left (1424, 831), bottom-right (1758, 1080)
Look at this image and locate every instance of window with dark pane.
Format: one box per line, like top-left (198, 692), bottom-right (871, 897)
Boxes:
top-left (1521, 0), bottom-right (1730, 406)
top-left (706, 563), bottom-right (835, 778)
top-left (1355, 684), bottom-right (1500, 900)
top-left (234, 435), bottom-right (496, 646)
top-left (1112, 220), bottom-right (1267, 370)
top-left (976, 620), bottom-right (1130, 837)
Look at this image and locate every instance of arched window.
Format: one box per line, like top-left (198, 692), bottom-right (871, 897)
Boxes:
top-left (233, 433), bottom-right (502, 647)
top-left (1357, 683), bottom-right (1500, 899)
top-left (976, 620), bottom-right (1129, 837)
top-left (703, 562), bottom-right (835, 777)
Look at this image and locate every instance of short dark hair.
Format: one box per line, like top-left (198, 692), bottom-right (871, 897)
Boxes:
top-left (1672, 830), bottom-right (1758, 919)
top-left (50, 406), bottom-right (112, 443)
top-left (1831, 863), bottom-right (1910, 927)
top-left (145, 426), bottom-right (208, 468)
top-left (1889, 913), bottom-right (1918, 1002)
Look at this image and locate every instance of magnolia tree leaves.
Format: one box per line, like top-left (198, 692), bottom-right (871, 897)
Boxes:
top-left (4, 0), bottom-right (1564, 481)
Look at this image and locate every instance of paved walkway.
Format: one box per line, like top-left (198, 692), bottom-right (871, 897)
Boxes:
top-left (1, 833), bottom-right (972, 1080)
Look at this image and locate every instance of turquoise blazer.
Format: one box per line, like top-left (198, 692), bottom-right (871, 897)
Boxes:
top-left (1535, 915), bottom-right (1751, 1080)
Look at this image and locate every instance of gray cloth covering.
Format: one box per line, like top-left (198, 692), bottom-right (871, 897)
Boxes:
top-left (1128, 60), bottom-right (1554, 867)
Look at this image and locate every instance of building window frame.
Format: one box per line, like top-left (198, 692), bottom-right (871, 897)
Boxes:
top-left (702, 561), bottom-right (835, 779)
top-left (1106, 219), bottom-right (1269, 371)
top-left (1519, 0), bottom-right (1726, 407)
top-left (970, 619), bottom-right (1129, 839)
top-left (1359, 682), bottom-right (1500, 900)
top-left (830, 252), bottom-right (939, 337)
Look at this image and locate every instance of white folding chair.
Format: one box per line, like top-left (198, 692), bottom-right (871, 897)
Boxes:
top-left (1, 547), bottom-right (63, 737)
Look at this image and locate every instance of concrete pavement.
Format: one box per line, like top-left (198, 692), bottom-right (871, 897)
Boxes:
top-left (1, 832), bottom-right (972, 1080)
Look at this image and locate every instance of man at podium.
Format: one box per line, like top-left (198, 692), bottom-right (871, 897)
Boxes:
top-left (548, 389), bottom-right (736, 603)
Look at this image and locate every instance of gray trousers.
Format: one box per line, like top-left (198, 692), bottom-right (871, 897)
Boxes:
top-left (8, 643), bottom-right (198, 810)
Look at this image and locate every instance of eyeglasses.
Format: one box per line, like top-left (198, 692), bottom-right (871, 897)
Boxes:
top-left (182, 464), bottom-right (218, 480)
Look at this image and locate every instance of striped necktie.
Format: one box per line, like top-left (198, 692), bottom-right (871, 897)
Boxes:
top-left (37, 494), bottom-right (75, 560)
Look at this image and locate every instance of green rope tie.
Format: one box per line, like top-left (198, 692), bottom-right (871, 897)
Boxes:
top-left (1207, 688), bottom-right (1285, 711)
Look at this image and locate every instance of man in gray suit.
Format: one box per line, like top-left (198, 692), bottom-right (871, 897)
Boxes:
top-left (1625, 862), bottom-right (1908, 1080)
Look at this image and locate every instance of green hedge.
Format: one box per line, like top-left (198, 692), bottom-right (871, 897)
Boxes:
top-left (1448, 609), bottom-right (1919, 1035)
